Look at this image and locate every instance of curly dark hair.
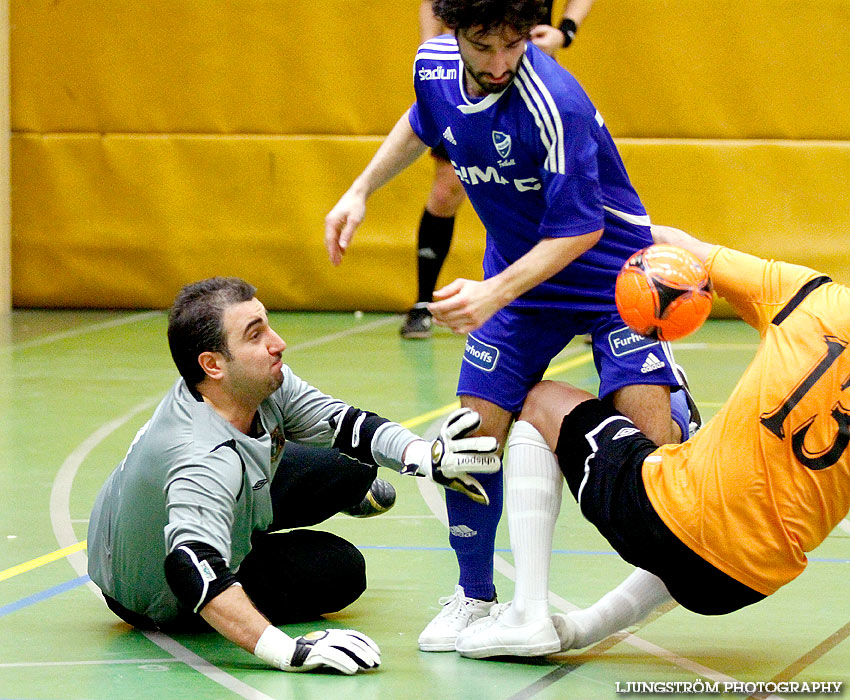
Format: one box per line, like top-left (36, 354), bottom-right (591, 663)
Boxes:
top-left (432, 0), bottom-right (546, 36)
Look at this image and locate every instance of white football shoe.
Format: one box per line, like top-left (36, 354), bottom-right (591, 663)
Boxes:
top-left (418, 585), bottom-right (496, 652)
top-left (455, 602), bottom-right (561, 658)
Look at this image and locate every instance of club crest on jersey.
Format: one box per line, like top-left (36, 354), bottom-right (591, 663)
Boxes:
top-left (608, 326), bottom-right (659, 357)
top-left (492, 131), bottom-right (512, 159)
top-left (270, 426), bottom-right (286, 464)
top-left (464, 334), bottom-right (499, 372)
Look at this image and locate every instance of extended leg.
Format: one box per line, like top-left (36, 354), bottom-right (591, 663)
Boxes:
top-left (455, 419), bottom-right (563, 658)
top-left (418, 396), bottom-right (511, 651)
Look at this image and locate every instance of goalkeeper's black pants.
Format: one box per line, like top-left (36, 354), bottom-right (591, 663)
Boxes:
top-left (104, 443), bottom-right (376, 631)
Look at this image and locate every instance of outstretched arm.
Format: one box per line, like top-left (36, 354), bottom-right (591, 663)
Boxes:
top-left (429, 230), bottom-right (602, 334)
top-left (324, 111), bottom-right (428, 265)
top-left (199, 573), bottom-right (380, 674)
top-left (650, 225), bottom-right (715, 265)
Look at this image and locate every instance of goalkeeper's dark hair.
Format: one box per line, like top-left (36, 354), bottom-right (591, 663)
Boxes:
top-left (432, 0), bottom-right (546, 37)
top-left (167, 277), bottom-right (257, 389)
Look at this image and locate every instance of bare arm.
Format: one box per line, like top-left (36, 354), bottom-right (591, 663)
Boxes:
top-left (324, 110), bottom-right (428, 265)
top-left (530, 0), bottom-right (597, 55)
top-left (429, 230), bottom-right (603, 334)
top-left (201, 585), bottom-right (380, 674)
top-left (650, 225), bottom-right (714, 265)
top-left (419, 0), bottom-right (444, 42)
top-left (562, 0), bottom-right (596, 28)
top-left (200, 584), bottom-right (271, 653)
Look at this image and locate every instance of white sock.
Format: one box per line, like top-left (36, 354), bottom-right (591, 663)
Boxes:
top-left (503, 421), bottom-right (563, 625)
top-left (568, 568), bottom-right (673, 647)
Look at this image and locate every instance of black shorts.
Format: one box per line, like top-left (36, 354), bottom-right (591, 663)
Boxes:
top-left (555, 399), bottom-right (766, 615)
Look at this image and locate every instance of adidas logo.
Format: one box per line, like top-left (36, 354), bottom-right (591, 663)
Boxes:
top-left (640, 352), bottom-right (666, 374)
top-left (449, 524), bottom-right (477, 538)
top-left (443, 126), bottom-right (457, 145)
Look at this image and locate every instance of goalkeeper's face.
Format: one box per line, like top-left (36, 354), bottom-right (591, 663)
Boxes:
top-left (217, 298), bottom-right (286, 403)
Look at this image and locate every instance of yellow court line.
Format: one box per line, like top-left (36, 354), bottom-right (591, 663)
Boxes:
top-left (4, 351), bottom-right (595, 584)
top-left (0, 540), bottom-right (87, 583)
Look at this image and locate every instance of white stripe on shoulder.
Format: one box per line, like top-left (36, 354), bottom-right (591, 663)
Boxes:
top-left (418, 38), bottom-right (458, 54)
top-left (595, 110), bottom-right (604, 127)
top-left (603, 206), bottom-right (652, 227)
top-left (516, 66), bottom-right (563, 174)
top-left (415, 51), bottom-right (460, 62)
top-left (513, 76), bottom-right (555, 167)
top-left (519, 61), bottom-right (565, 173)
top-left (422, 36), bottom-right (457, 47)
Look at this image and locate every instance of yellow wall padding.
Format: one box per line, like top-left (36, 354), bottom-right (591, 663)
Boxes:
top-left (10, 134), bottom-right (485, 309)
top-left (561, 0), bottom-right (850, 139)
top-left (10, 2), bottom-right (850, 311)
top-left (11, 1), bottom-right (419, 136)
top-left (12, 135), bottom-right (849, 310)
top-left (12, 1), bottom-right (850, 139)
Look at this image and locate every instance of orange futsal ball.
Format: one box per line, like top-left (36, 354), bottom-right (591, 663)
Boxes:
top-left (615, 244), bottom-right (713, 341)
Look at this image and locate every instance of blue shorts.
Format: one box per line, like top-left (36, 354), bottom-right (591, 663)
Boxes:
top-left (457, 305), bottom-right (680, 412)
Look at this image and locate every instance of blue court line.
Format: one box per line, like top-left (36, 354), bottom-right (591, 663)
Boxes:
top-left (357, 545), bottom-right (850, 564)
top-left (3, 549), bottom-right (848, 622)
top-left (358, 544), bottom-right (620, 556)
top-left (0, 574), bottom-right (90, 619)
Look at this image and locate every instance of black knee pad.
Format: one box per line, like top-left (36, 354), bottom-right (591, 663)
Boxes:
top-left (287, 530), bottom-right (366, 612)
top-left (240, 530), bottom-right (366, 623)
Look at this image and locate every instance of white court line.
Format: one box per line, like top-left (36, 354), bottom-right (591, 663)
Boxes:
top-left (5, 310), bottom-right (398, 354)
top-left (47, 317), bottom-right (398, 700)
top-left (4, 311), bottom-right (163, 352)
top-left (281, 315), bottom-right (398, 354)
top-left (0, 658), bottom-right (181, 668)
top-left (837, 520), bottom-right (850, 536)
top-left (415, 420), bottom-right (784, 699)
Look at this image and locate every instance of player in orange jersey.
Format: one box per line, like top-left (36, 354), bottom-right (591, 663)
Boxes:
top-left (457, 224), bottom-right (850, 657)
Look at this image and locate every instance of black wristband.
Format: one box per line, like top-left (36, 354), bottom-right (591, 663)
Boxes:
top-left (559, 17), bottom-right (578, 47)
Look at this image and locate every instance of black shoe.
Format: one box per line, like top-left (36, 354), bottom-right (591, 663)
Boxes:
top-left (400, 303), bottom-right (433, 339)
top-left (343, 478), bottom-right (397, 518)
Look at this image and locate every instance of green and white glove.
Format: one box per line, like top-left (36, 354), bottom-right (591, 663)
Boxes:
top-left (401, 408), bottom-right (501, 505)
top-left (254, 626), bottom-right (380, 674)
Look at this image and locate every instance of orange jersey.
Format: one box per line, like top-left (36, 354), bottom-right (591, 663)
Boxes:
top-left (642, 247), bottom-right (850, 595)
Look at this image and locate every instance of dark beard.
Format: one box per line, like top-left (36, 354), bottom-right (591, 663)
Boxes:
top-left (462, 55), bottom-right (521, 95)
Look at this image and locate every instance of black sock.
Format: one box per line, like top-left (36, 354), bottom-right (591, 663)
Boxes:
top-left (417, 210), bottom-right (455, 302)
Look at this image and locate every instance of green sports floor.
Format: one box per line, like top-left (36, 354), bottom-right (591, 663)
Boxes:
top-left (1, 310), bottom-right (848, 700)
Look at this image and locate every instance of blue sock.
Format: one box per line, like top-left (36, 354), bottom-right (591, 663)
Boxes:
top-left (445, 468), bottom-right (503, 601)
top-left (670, 387), bottom-right (691, 443)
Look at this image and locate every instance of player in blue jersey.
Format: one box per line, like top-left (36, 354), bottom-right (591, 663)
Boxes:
top-left (324, 0), bottom-right (697, 656)
top-left (402, 0), bottom-right (596, 339)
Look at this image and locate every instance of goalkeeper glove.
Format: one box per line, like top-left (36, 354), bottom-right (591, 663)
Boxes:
top-left (401, 408), bottom-right (501, 505)
top-left (254, 626), bottom-right (380, 675)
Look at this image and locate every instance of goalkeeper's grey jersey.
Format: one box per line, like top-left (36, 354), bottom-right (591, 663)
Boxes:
top-left (87, 365), bottom-right (417, 624)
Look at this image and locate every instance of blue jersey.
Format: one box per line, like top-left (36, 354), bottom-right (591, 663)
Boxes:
top-left (409, 36), bottom-right (652, 311)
